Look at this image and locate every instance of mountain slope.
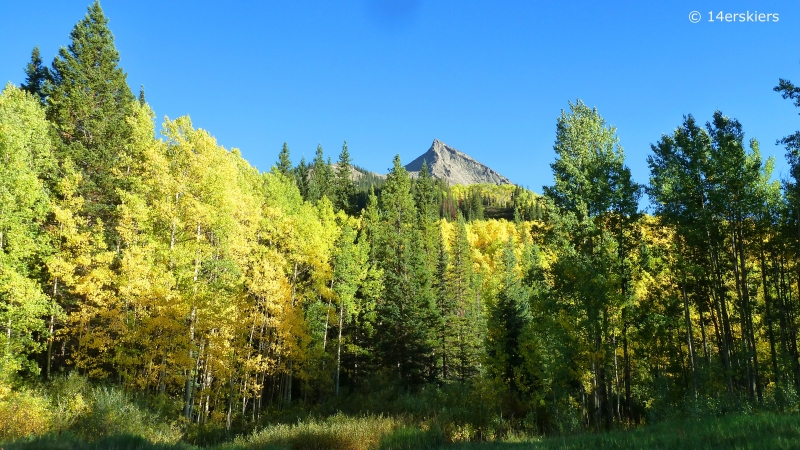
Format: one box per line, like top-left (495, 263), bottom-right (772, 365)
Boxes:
top-left (404, 139), bottom-right (512, 185)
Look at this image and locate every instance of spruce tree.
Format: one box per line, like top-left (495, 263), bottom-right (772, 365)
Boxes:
top-left (46, 0), bottom-right (135, 229)
top-left (296, 156), bottom-right (310, 200)
top-left (21, 46), bottom-right (50, 104)
top-left (434, 227), bottom-right (451, 381)
top-left (375, 155), bottom-right (437, 386)
top-left (276, 142), bottom-right (293, 177)
top-left (413, 160), bottom-right (441, 288)
top-left (443, 213), bottom-right (483, 381)
top-left (486, 237), bottom-right (530, 396)
top-left (334, 140), bottom-right (356, 214)
top-left (307, 144), bottom-right (333, 203)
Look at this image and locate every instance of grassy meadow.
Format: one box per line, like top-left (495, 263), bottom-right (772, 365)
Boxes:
top-left (3, 374), bottom-right (800, 450)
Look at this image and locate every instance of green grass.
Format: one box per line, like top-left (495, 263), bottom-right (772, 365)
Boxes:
top-left (4, 412), bottom-right (800, 449)
top-left (447, 412), bottom-right (800, 449)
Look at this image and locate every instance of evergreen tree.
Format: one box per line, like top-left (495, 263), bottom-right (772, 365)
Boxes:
top-left (433, 226), bottom-right (451, 381)
top-left (413, 160), bottom-right (441, 295)
top-left (46, 0), bottom-right (135, 231)
top-left (374, 155), bottom-right (437, 387)
top-left (334, 140), bottom-right (356, 214)
top-left (486, 237), bottom-right (530, 398)
top-left (445, 213), bottom-right (482, 381)
top-left (275, 142), bottom-right (293, 177)
top-left (414, 160), bottom-right (436, 219)
top-left (307, 144), bottom-right (333, 204)
top-left (21, 46), bottom-right (50, 104)
top-left (296, 156), bottom-right (310, 200)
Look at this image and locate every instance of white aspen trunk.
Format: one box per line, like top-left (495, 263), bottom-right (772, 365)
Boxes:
top-left (336, 301), bottom-right (344, 396)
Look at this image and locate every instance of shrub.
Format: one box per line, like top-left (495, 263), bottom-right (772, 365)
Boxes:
top-left (71, 386), bottom-right (183, 444)
top-left (0, 384), bottom-right (52, 440)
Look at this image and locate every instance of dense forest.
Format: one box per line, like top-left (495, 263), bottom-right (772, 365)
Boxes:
top-left (4, 2), bottom-right (800, 448)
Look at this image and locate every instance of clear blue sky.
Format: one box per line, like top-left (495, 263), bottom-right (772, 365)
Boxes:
top-left (2, 1), bottom-right (799, 206)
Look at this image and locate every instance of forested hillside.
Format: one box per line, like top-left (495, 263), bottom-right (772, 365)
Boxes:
top-left (4, 2), bottom-right (800, 448)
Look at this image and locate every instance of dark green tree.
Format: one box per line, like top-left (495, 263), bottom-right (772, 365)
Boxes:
top-left (307, 144), bottom-right (334, 204)
top-left (296, 156), bottom-right (310, 200)
top-left (445, 213), bottom-right (482, 381)
top-left (374, 155), bottom-right (437, 387)
top-left (21, 46), bottom-right (50, 104)
top-left (334, 140), bottom-right (356, 214)
top-left (276, 142), bottom-right (293, 177)
top-left (486, 238), bottom-right (530, 409)
top-left (46, 0), bottom-right (135, 228)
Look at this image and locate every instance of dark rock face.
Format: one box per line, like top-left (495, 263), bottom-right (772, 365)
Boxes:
top-left (404, 139), bottom-right (512, 185)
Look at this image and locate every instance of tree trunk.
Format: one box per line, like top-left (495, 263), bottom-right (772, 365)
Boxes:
top-left (336, 301), bottom-right (344, 396)
top-left (679, 252), bottom-right (698, 399)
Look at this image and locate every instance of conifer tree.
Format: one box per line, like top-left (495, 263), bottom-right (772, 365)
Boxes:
top-left (307, 145), bottom-right (333, 204)
top-left (445, 213), bottom-right (482, 381)
top-left (375, 155), bottom-right (437, 386)
top-left (47, 0), bottom-right (134, 229)
top-left (21, 47), bottom-right (50, 105)
top-left (433, 226), bottom-right (451, 381)
top-left (486, 237), bottom-right (530, 397)
top-left (334, 141), bottom-right (356, 214)
top-left (414, 160), bottom-right (441, 290)
top-left (276, 142), bottom-right (293, 177)
top-left (296, 156), bottom-right (310, 200)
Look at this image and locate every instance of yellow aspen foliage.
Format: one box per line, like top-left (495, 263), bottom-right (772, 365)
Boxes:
top-left (47, 167), bottom-right (117, 378)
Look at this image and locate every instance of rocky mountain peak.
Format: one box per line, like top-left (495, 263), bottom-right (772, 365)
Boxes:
top-left (405, 139), bottom-right (512, 186)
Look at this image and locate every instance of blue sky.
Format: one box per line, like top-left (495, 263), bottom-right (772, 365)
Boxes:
top-left (2, 1), bottom-right (799, 206)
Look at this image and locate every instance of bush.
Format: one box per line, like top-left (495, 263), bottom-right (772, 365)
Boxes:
top-left (71, 385), bottom-right (183, 444)
top-left (0, 382), bottom-right (52, 440)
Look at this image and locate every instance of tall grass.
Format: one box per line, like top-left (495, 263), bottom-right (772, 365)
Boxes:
top-left (220, 413), bottom-right (445, 450)
top-left (448, 412), bottom-right (800, 449)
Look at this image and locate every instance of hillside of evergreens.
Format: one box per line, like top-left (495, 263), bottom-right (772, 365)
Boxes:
top-left (4, 2), bottom-right (800, 448)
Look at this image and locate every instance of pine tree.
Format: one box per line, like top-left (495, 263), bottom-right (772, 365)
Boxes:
top-left (276, 142), bottom-right (293, 177)
top-left (296, 156), bottom-right (310, 200)
top-left (374, 155), bottom-right (437, 386)
top-left (46, 0), bottom-right (135, 232)
top-left (21, 47), bottom-right (50, 104)
top-left (433, 226), bottom-right (451, 381)
top-left (307, 145), bottom-right (333, 204)
top-left (334, 141), bottom-right (356, 214)
top-left (413, 160), bottom-right (441, 293)
top-left (486, 237), bottom-right (530, 397)
top-left (445, 213), bottom-right (482, 381)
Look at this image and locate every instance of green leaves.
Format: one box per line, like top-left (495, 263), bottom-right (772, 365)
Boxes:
top-left (0, 85), bottom-right (55, 378)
